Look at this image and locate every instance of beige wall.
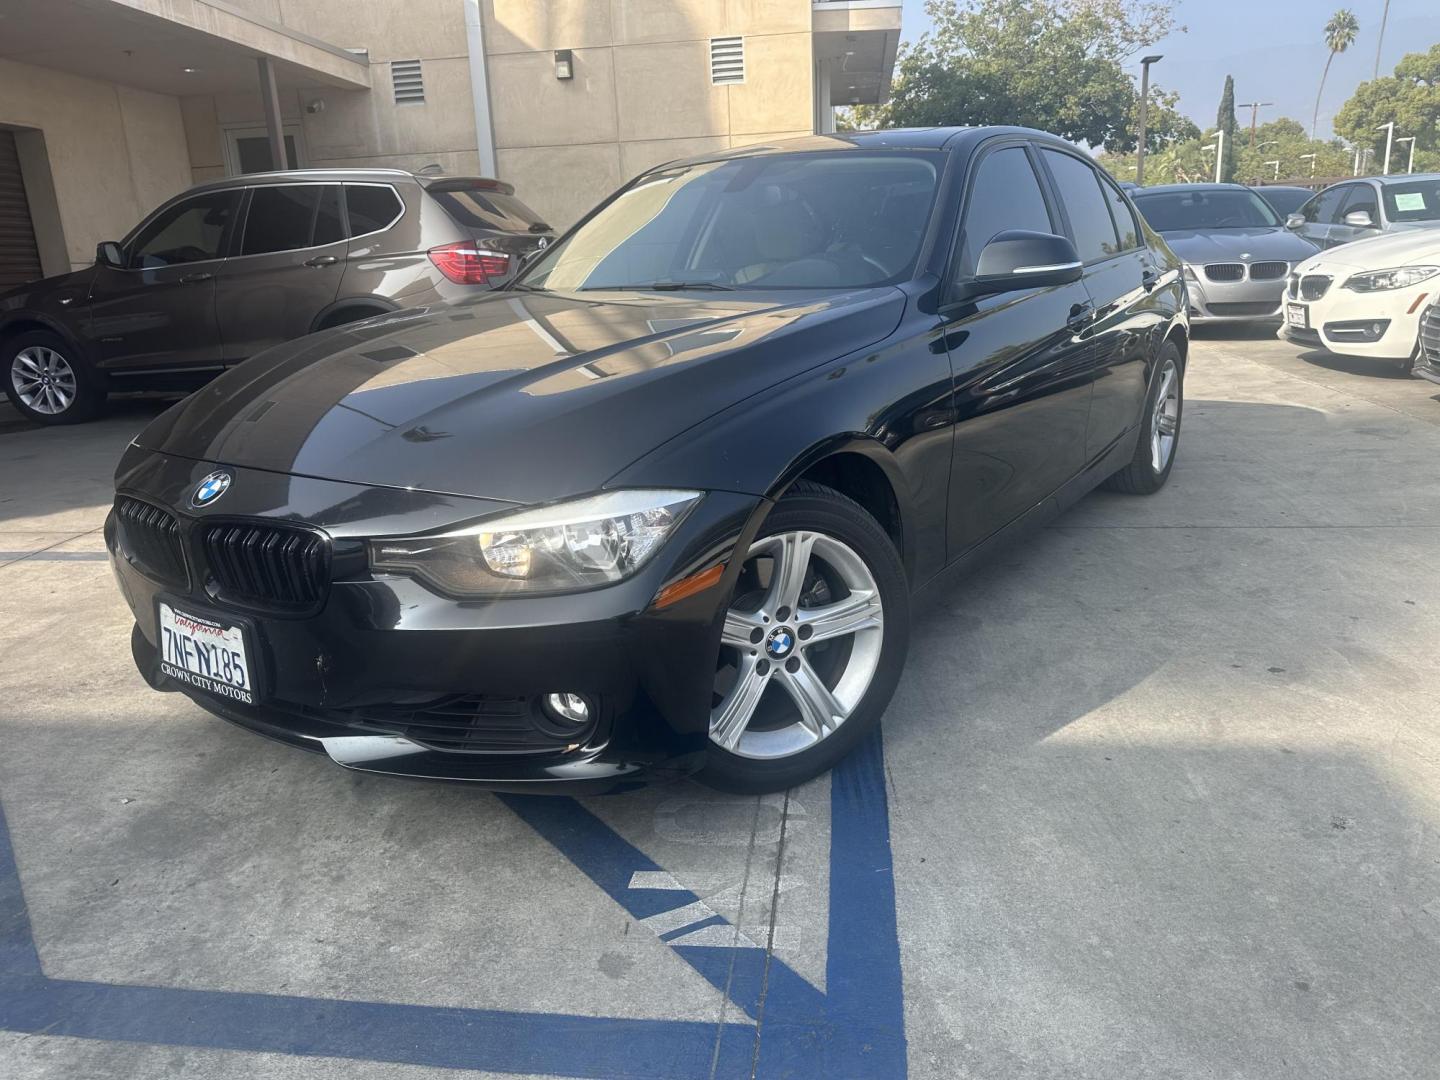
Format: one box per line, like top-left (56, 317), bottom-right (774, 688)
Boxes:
top-left (0, 59), bottom-right (192, 270)
top-left (483, 0), bottom-right (814, 228)
top-left (179, 0), bottom-right (480, 183)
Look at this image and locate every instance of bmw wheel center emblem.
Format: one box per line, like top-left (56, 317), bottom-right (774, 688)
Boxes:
top-left (766, 625), bottom-right (795, 659)
top-left (190, 470), bottom-right (233, 508)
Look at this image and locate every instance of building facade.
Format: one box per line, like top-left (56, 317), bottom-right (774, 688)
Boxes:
top-left (0, 0), bottom-right (899, 285)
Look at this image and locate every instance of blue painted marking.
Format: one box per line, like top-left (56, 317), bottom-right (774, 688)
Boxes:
top-left (0, 730), bottom-right (906, 1077)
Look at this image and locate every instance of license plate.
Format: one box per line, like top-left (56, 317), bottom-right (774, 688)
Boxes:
top-left (1286, 303), bottom-right (1309, 329)
top-left (157, 600), bottom-right (256, 705)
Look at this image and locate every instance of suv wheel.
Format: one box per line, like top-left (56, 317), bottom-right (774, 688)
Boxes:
top-left (3, 331), bottom-right (105, 424)
top-left (700, 482), bottom-right (909, 794)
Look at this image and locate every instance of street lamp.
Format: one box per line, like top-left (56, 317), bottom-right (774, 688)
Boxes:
top-left (1208, 128), bottom-right (1226, 184)
top-left (1264, 159), bottom-right (1281, 181)
top-left (1135, 54), bottom-right (1163, 186)
top-left (1396, 135), bottom-right (1416, 174)
top-left (1300, 152), bottom-right (1317, 177)
top-left (1377, 121), bottom-right (1395, 175)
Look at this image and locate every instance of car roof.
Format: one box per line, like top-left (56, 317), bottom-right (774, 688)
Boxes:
top-left (1369, 173), bottom-right (1440, 185)
top-left (180, 167), bottom-right (424, 197)
top-left (653, 126), bottom-right (1082, 169)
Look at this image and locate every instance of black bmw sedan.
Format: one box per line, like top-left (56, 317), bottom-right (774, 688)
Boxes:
top-left (107, 128), bottom-right (1187, 794)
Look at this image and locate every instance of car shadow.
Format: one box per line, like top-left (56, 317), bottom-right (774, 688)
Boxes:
top-left (1292, 348), bottom-right (1414, 379)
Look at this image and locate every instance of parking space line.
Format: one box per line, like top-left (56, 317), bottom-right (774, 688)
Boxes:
top-left (0, 730), bottom-right (907, 1077)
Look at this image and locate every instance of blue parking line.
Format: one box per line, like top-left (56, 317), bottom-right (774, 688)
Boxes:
top-left (0, 730), bottom-right (906, 1077)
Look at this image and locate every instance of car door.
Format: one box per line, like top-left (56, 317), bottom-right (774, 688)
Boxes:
top-left (941, 141), bottom-right (1095, 558)
top-left (1037, 148), bottom-right (1156, 462)
top-left (1330, 183), bottom-right (1383, 248)
top-left (86, 189), bottom-right (240, 373)
top-left (213, 182), bottom-right (348, 363)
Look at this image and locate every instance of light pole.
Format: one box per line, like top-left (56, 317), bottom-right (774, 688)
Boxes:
top-left (1237, 100), bottom-right (1274, 146)
top-left (1212, 128), bottom-right (1226, 184)
top-left (1135, 54), bottom-right (1163, 186)
top-left (1300, 152), bottom-right (1317, 177)
top-left (1377, 121), bottom-right (1395, 174)
top-left (1396, 135), bottom-right (1416, 174)
top-left (1264, 159), bottom-right (1281, 181)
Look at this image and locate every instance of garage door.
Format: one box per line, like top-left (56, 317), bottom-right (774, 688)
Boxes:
top-left (0, 130), bottom-right (44, 291)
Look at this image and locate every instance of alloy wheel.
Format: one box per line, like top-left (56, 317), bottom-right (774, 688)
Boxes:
top-left (1150, 357), bottom-right (1180, 473)
top-left (711, 529), bottom-right (884, 760)
top-left (11, 347), bottom-right (78, 416)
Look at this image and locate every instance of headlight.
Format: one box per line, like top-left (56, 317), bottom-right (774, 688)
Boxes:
top-left (368, 489), bottom-right (702, 597)
top-left (1342, 266), bottom-right (1440, 292)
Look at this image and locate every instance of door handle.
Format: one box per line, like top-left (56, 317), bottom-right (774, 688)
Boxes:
top-left (1066, 301), bottom-right (1094, 333)
top-left (180, 272), bottom-right (214, 284)
top-left (304, 255), bottom-right (339, 268)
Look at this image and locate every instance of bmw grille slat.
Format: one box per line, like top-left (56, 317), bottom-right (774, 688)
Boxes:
top-left (1204, 263), bottom-right (1245, 282)
top-left (1249, 261), bottom-right (1288, 281)
top-left (200, 522), bottom-right (330, 609)
top-left (114, 497), bottom-right (188, 587)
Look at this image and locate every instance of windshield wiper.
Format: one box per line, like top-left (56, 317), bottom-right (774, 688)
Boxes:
top-left (632, 281), bottom-right (738, 291)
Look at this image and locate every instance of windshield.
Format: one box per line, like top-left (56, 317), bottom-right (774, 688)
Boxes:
top-left (518, 151), bottom-right (942, 291)
top-left (1381, 179), bottom-right (1440, 223)
top-left (1132, 188), bottom-right (1283, 231)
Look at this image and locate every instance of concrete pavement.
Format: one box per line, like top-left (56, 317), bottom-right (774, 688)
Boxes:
top-left (1, 333), bottom-right (1438, 1078)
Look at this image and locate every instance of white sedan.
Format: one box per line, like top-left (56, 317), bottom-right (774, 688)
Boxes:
top-left (1279, 228), bottom-right (1440, 372)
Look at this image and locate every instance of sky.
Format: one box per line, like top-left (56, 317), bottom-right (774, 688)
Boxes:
top-left (898, 0), bottom-right (1440, 141)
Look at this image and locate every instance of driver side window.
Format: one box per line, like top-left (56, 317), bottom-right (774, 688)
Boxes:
top-left (955, 146), bottom-right (1054, 283)
top-left (127, 191), bottom-right (240, 269)
top-left (1304, 186), bottom-right (1346, 224)
top-left (1339, 184), bottom-right (1378, 223)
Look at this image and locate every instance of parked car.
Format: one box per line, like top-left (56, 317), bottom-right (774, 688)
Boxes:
top-left (1280, 227), bottom-right (1440, 371)
top-left (0, 169), bottom-right (554, 424)
top-left (1254, 184), bottom-right (1316, 219)
top-left (107, 126), bottom-right (1187, 795)
top-left (1131, 183), bottom-right (1318, 323)
top-left (1285, 174), bottom-right (1440, 250)
top-left (1416, 300), bottom-right (1440, 387)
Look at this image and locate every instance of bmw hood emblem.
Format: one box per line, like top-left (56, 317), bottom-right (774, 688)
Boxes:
top-left (190, 470), bottom-right (233, 508)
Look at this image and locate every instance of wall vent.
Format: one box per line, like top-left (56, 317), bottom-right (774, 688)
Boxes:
top-left (392, 60), bottom-right (425, 104)
top-left (710, 37), bottom-right (745, 84)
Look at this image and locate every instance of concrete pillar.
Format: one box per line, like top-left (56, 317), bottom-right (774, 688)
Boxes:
top-left (256, 56), bottom-right (287, 171)
top-left (463, 0), bottom-right (498, 177)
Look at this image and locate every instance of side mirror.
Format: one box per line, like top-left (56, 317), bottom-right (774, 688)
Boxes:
top-left (95, 241), bottom-right (123, 268)
top-left (972, 230), bottom-right (1083, 294)
top-left (1344, 210), bottom-right (1375, 228)
top-left (1285, 213), bottom-right (1305, 229)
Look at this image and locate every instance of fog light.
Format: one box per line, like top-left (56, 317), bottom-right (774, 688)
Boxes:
top-left (543, 693), bottom-right (591, 725)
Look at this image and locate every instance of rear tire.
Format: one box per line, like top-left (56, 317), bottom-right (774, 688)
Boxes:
top-left (2, 331), bottom-right (106, 425)
top-left (699, 481), bottom-right (909, 794)
top-left (1102, 340), bottom-right (1183, 495)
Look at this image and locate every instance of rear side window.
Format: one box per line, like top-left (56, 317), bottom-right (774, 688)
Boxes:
top-left (957, 146), bottom-right (1053, 276)
top-left (431, 187), bottom-right (550, 233)
top-left (345, 184), bottom-right (404, 235)
top-left (242, 185), bottom-right (344, 255)
top-left (1042, 150), bottom-right (1120, 263)
top-left (1098, 176), bottom-right (1140, 251)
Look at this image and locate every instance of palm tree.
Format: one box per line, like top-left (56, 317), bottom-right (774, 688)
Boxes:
top-left (1313, 9), bottom-right (1360, 138)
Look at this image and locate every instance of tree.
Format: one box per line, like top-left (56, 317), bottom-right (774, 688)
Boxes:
top-left (1334, 43), bottom-right (1440, 167)
top-left (1099, 116), bottom-right (1351, 186)
top-left (1215, 75), bottom-right (1240, 182)
top-left (868, 0), bottom-right (1179, 149)
top-left (1312, 9), bottom-right (1360, 137)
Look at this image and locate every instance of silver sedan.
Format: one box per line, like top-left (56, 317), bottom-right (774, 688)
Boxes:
top-left (1132, 184), bottom-right (1320, 324)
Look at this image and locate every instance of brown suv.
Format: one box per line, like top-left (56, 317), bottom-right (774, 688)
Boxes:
top-left (0, 169), bottom-right (554, 423)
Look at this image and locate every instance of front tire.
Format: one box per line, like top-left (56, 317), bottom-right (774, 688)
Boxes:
top-left (1102, 340), bottom-right (1183, 495)
top-left (699, 481), bottom-right (909, 794)
top-left (3, 331), bottom-right (105, 424)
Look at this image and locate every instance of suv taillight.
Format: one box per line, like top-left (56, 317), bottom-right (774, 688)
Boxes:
top-left (427, 242), bottom-right (510, 284)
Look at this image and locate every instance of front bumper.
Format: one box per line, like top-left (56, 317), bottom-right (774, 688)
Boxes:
top-left (109, 448), bottom-right (767, 793)
top-left (1278, 279), bottom-right (1432, 360)
top-left (1183, 272), bottom-right (1287, 324)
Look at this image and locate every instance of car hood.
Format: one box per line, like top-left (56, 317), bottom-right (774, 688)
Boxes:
top-left (0, 266), bottom-right (94, 310)
top-left (1157, 227), bottom-right (1317, 265)
top-left (1295, 227), bottom-right (1440, 273)
top-left (135, 287), bottom-right (905, 504)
